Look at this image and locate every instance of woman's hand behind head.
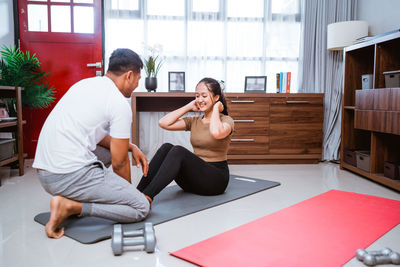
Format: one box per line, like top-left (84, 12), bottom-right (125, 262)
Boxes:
top-left (213, 101), bottom-right (224, 113)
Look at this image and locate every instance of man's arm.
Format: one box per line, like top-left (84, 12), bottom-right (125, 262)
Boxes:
top-left (110, 137), bottom-right (131, 183)
top-left (98, 135), bottom-right (111, 148)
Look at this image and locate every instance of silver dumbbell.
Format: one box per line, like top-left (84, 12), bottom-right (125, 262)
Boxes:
top-left (363, 252), bottom-right (400, 266)
top-left (356, 248), bottom-right (392, 261)
top-left (111, 222), bottom-right (156, 255)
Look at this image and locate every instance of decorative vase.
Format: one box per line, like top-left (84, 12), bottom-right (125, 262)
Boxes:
top-left (145, 77), bottom-right (157, 92)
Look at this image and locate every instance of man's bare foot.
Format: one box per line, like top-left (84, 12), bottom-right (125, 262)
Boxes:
top-left (45, 196), bottom-right (82, 239)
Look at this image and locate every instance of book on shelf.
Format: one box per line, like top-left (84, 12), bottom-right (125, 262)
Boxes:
top-left (276, 73), bottom-right (280, 93)
top-left (276, 72), bottom-right (291, 93)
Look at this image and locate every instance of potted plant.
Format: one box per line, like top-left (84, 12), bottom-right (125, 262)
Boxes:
top-left (0, 45), bottom-right (55, 111)
top-left (143, 45), bottom-right (163, 92)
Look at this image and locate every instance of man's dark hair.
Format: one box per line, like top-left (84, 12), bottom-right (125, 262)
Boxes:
top-left (107, 48), bottom-right (143, 76)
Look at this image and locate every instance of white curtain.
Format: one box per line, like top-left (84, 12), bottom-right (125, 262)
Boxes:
top-left (104, 0), bottom-right (302, 159)
top-left (104, 0), bottom-right (301, 93)
top-left (298, 0), bottom-right (357, 161)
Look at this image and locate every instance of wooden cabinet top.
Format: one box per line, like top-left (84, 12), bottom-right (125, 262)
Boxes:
top-left (132, 92), bottom-right (324, 98)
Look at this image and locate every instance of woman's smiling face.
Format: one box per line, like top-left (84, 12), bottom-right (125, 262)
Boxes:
top-left (195, 82), bottom-right (219, 113)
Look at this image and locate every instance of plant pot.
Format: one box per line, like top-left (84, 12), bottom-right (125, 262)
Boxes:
top-left (145, 77), bottom-right (157, 92)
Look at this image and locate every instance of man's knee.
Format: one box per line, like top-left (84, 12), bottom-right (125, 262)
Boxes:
top-left (131, 194), bottom-right (151, 221)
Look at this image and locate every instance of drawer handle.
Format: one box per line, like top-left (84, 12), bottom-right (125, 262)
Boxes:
top-left (231, 100), bottom-right (255, 103)
top-left (233, 120), bottom-right (255, 123)
top-left (231, 138), bottom-right (255, 142)
top-left (286, 101), bottom-right (310, 104)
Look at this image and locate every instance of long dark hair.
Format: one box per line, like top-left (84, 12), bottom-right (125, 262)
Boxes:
top-left (197, 77), bottom-right (228, 115)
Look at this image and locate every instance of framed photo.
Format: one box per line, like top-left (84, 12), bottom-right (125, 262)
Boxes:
top-left (168, 72), bottom-right (185, 92)
top-left (244, 76), bottom-right (267, 92)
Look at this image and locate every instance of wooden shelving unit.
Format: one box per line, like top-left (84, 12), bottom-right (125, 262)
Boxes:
top-left (0, 86), bottom-right (25, 184)
top-left (340, 31), bottom-right (400, 191)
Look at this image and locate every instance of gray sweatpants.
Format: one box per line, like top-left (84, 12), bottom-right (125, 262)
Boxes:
top-left (37, 160), bottom-right (150, 223)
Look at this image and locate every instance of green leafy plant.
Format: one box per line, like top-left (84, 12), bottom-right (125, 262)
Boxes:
top-left (0, 45), bottom-right (55, 108)
top-left (144, 55), bottom-right (163, 78)
top-left (143, 44), bottom-right (163, 78)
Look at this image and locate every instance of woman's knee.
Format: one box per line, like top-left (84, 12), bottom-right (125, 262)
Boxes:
top-left (158, 143), bottom-right (174, 153)
top-left (169, 145), bottom-right (189, 156)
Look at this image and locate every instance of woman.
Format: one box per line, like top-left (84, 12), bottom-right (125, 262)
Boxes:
top-left (136, 77), bottom-right (234, 203)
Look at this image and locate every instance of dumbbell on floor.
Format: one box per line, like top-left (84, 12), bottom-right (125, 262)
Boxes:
top-left (356, 248), bottom-right (392, 261)
top-left (111, 222), bottom-right (156, 255)
top-left (356, 248), bottom-right (400, 266)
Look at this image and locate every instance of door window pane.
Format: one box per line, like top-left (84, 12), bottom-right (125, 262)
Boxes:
top-left (73, 0), bottom-right (93, 3)
top-left (50, 0), bottom-right (70, 2)
top-left (148, 0), bottom-right (184, 16)
top-left (74, 6), bottom-right (94, 33)
top-left (111, 0), bottom-right (138, 11)
top-left (51, 5), bottom-right (71, 32)
top-left (192, 0), bottom-right (219, 13)
top-left (227, 0), bottom-right (264, 18)
top-left (28, 4), bottom-right (48, 32)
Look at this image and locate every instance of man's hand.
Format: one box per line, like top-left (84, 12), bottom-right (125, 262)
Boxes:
top-left (130, 144), bottom-right (149, 177)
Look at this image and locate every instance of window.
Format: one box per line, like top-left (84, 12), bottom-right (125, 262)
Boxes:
top-left (105, 0), bottom-right (301, 92)
top-left (27, 0), bottom-right (95, 34)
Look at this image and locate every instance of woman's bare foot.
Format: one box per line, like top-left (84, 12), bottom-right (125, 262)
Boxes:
top-left (45, 196), bottom-right (82, 239)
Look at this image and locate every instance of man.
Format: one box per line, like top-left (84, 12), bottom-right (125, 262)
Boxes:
top-left (33, 48), bottom-right (151, 239)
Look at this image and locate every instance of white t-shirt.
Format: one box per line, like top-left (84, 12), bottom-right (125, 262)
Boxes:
top-left (33, 76), bottom-right (132, 173)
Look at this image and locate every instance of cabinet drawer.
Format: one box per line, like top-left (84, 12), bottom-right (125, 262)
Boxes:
top-left (385, 111), bottom-right (400, 135)
top-left (355, 90), bottom-right (374, 110)
top-left (226, 97), bottom-right (269, 117)
top-left (228, 135), bottom-right (269, 154)
top-left (391, 88), bottom-right (400, 111)
top-left (269, 96), bottom-right (323, 105)
top-left (355, 110), bottom-right (400, 135)
top-left (232, 116), bottom-right (269, 135)
top-left (354, 110), bottom-right (374, 131)
top-left (270, 104), bottom-right (324, 125)
top-left (373, 89), bottom-right (391, 110)
top-left (269, 131), bottom-right (322, 155)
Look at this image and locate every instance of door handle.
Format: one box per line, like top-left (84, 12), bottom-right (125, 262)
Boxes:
top-left (87, 62), bottom-right (102, 68)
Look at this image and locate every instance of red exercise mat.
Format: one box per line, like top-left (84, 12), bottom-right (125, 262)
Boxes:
top-left (171, 190), bottom-right (400, 267)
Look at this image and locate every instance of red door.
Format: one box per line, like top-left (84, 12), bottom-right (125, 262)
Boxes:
top-left (18, 0), bottom-right (103, 157)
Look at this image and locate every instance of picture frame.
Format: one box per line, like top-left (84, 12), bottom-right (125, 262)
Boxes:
top-left (244, 76), bottom-right (267, 92)
top-left (168, 72), bottom-right (185, 92)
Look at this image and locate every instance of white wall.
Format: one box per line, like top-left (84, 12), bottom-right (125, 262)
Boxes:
top-left (0, 0), bottom-right (14, 49)
top-left (357, 0), bottom-right (400, 36)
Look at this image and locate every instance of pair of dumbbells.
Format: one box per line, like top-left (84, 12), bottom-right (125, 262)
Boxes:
top-left (111, 222), bottom-right (156, 255)
top-left (356, 248), bottom-right (400, 266)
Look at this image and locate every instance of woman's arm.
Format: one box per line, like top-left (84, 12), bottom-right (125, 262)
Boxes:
top-left (209, 102), bottom-right (232, 139)
top-left (158, 100), bottom-right (199, 131)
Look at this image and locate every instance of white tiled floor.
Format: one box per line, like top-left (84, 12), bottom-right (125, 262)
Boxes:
top-left (1, 160), bottom-right (399, 267)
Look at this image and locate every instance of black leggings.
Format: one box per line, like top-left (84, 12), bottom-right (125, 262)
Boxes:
top-left (137, 143), bottom-right (229, 199)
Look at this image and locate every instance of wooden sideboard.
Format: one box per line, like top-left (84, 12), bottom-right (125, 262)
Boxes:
top-left (131, 92), bottom-right (324, 164)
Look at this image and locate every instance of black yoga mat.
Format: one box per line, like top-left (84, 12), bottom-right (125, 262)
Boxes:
top-left (34, 175), bottom-right (280, 244)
